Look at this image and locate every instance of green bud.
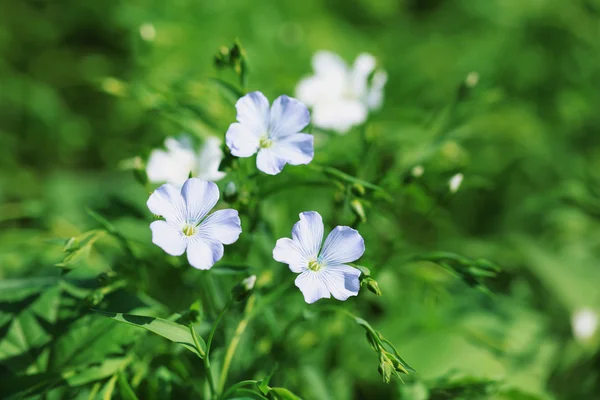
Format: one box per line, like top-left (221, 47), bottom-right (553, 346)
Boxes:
top-left (86, 291), bottom-right (104, 307)
top-left (223, 182), bottom-right (237, 203)
top-left (366, 278), bottom-right (382, 296)
top-left (350, 199), bottom-right (367, 223)
top-left (231, 275), bottom-right (256, 302)
top-left (378, 356), bottom-right (394, 383)
top-left (351, 183), bottom-right (366, 197)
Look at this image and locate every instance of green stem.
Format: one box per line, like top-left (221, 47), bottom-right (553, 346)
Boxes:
top-left (219, 380), bottom-right (259, 400)
top-left (190, 324), bottom-right (214, 397)
top-left (217, 295), bottom-right (256, 394)
top-left (308, 164), bottom-right (393, 202)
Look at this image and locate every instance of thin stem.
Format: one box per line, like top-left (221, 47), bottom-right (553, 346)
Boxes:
top-left (219, 380), bottom-right (259, 400)
top-left (190, 324), bottom-right (214, 396)
top-left (217, 295), bottom-right (256, 394)
top-left (308, 164), bottom-right (393, 202)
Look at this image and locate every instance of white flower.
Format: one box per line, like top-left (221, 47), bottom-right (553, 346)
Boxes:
top-left (273, 211), bottom-right (364, 303)
top-left (295, 51), bottom-right (387, 134)
top-left (139, 23), bottom-right (156, 42)
top-left (449, 173), bottom-right (464, 193)
top-left (225, 92), bottom-right (314, 175)
top-left (146, 136), bottom-right (226, 186)
top-left (147, 178), bottom-right (241, 270)
top-left (572, 308), bottom-right (598, 341)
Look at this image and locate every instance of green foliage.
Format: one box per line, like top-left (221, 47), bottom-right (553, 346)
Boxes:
top-left (2, 0), bottom-right (600, 399)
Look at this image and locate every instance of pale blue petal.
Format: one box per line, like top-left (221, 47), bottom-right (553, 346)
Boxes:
top-left (226, 122), bottom-right (260, 157)
top-left (323, 264), bottom-right (361, 300)
top-left (273, 237), bottom-right (307, 273)
top-left (150, 220), bottom-right (186, 256)
top-left (198, 209), bottom-right (241, 245)
top-left (295, 271), bottom-right (331, 304)
top-left (268, 95), bottom-right (310, 139)
top-left (186, 238), bottom-right (223, 270)
top-left (321, 226), bottom-right (365, 264)
top-left (273, 133), bottom-right (314, 166)
top-left (291, 211), bottom-right (323, 260)
top-left (147, 183), bottom-right (186, 225)
top-left (256, 148), bottom-right (287, 175)
top-left (236, 91), bottom-right (270, 135)
top-left (181, 178), bottom-right (219, 224)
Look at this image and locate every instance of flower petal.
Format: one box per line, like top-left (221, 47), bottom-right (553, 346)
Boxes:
top-left (235, 91), bottom-right (270, 135)
top-left (147, 183), bottom-right (186, 225)
top-left (273, 238), bottom-right (307, 273)
top-left (321, 226), bottom-right (365, 264)
top-left (295, 271), bottom-right (331, 304)
top-left (256, 148), bottom-right (287, 175)
top-left (150, 220), bottom-right (186, 256)
top-left (312, 51), bottom-right (348, 77)
top-left (366, 70), bottom-right (387, 110)
top-left (198, 209), bottom-right (241, 245)
top-left (186, 238), bottom-right (224, 270)
top-left (181, 178), bottom-right (219, 224)
top-left (273, 133), bottom-right (314, 166)
top-left (196, 137), bottom-right (226, 181)
top-left (312, 99), bottom-right (367, 134)
top-left (226, 122), bottom-right (260, 158)
top-left (322, 265), bottom-right (361, 301)
top-left (291, 211), bottom-right (324, 260)
top-left (351, 53), bottom-right (376, 98)
top-left (147, 137), bottom-right (197, 186)
top-left (268, 95), bottom-right (310, 138)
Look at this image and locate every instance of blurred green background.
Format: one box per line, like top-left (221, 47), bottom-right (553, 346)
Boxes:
top-left (2, 0), bottom-right (600, 399)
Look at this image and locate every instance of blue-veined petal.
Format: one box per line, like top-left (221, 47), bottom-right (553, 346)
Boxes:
top-left (186, 238), bottom-right (224, 270)
top-left (273, 237), bottom-right (307, 273)
top-left (291, 211), bottom-right (323, 260)
top-left (235, 91), bottom-right (270, 135)
top-left (268, 95), bottom-right (310, 139)
top-left (295, 270), bottom-right (331, 304)
top-left (150, 220), bottom-right (186, 256)
top-left (256, 148), bottom-right (287, 175)
top-left (321, 226), bottom-right (365, 264)
top-left (226, 122), bottom-right (260, 157)
top-left (198, 209), bottom-right (241, 245)
top-left (273, 133), bottom-right (314, 166)
top-left (322, 265), bottom-right (361, 301)
top-left (147, 183), bottom-right (186, 225)
top-left (181, 178), bottom-right (219, 224)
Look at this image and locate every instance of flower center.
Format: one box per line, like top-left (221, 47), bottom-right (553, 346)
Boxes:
top-left (182, 223), bottom-right (197, 237)
top-left (259, 135), bottom-right (273, 149)
top-left (308, 258), bottom-right (324, 272)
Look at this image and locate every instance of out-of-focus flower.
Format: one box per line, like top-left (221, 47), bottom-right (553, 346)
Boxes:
top-left (147, 178), bottom-right (241, 270)
top-left (411, 165), bottom-right (424, 178)
top-left (225, 92), bottom-right (314, 175)
top-left (572, 308), bottom-right (598, 341)
top-left (146, 136), bottom-right (226, 186)
top-left (273, 211), bottom-right (364, 303)
top-left (139, 23), bottom-right (156, 42)
top-left (296, 51), bottom-right (387, 134)
top-left (449, 173), bottom-right (464, 193)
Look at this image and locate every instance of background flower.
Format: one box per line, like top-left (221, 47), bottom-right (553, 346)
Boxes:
top-left (226, 91), bottom-right (314, 175)
top-left (147, 136), bottom-right (226, 186)
top-left (295, 51), bottom-right (387, 134)
top-left (273, 211), bottom-right (364, 304)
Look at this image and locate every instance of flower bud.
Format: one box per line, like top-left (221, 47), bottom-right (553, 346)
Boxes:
top-left (449, 173), bottom-right (463, 193)
top-left (366, 278), bottom-right (382, 296)
top-left (351, 183), bottom-right (366, 197)
top-left (350, 199), bottom-right (367, 223)
top-left (232, 275), bottom-right (257, 302)
top-left (378, 356), bottom-right (394, 383)
top-left (223, 182), bottom-right (237, 203)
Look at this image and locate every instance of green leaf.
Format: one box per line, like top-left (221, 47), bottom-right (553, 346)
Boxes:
top-left (118, 371), bottom-right (140, 400)
top-left (93, 310), bottom-right (206, 358)
top-left (65, 357), bottom-right (130, 387)
top-left (56, 229), bottom-right (105, 269)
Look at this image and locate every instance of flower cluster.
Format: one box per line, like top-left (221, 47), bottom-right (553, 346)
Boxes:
top-left (147, 51), bottom-right (385, 303)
